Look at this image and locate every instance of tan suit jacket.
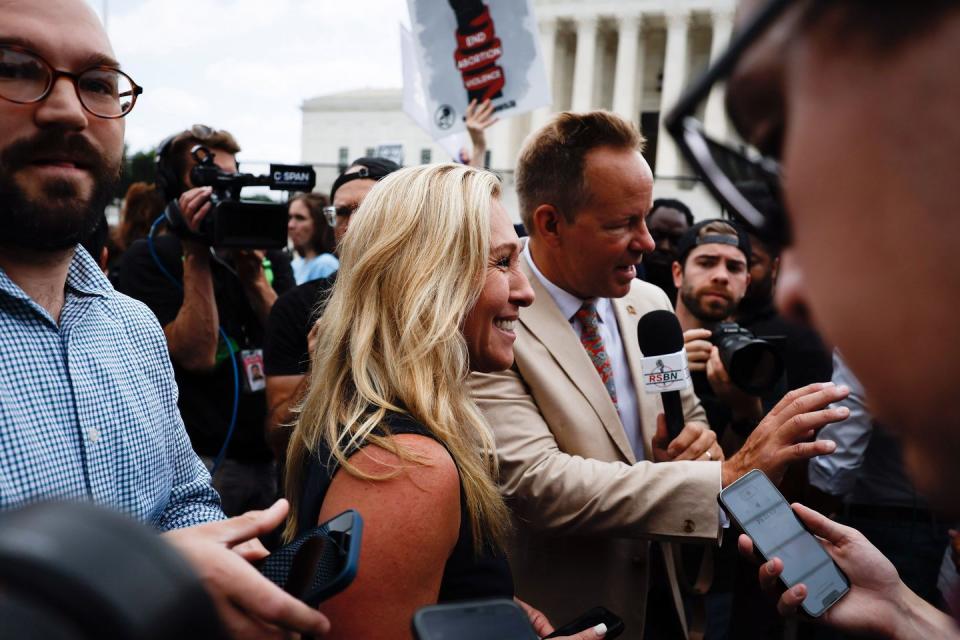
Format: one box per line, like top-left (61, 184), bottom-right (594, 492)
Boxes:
top-left (469, 258), bottom-right (722, 640)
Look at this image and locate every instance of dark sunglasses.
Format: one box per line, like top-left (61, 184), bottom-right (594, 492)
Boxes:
top-left (665, 0), bottom-right (793, 247)
top-left (322, 204), bottom-right (359, 228)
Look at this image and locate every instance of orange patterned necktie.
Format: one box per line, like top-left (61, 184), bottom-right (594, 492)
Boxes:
top-left (574, 302), bottom-right (618, 405)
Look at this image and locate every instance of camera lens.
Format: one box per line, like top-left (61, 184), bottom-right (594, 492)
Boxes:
top-left (725, 340), bottom-right (782, 395)
top-left (713, 323), bottom-right (785, 395)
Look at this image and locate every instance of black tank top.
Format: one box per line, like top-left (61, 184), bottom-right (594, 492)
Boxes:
top-left (296, 411), bottom-right (514, 601)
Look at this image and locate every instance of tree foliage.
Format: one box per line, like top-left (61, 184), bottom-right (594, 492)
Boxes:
top-left (115, 145), bottom-right (157, 199)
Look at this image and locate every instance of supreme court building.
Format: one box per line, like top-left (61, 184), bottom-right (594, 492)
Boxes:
top-left (301, 0), bottom-right (737, 220)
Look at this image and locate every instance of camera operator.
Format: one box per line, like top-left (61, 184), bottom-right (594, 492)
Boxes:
top-left (116, 125), bottom-right (295, 517)
top-left (670, 219), bottom-right (774, 638)
top-left (673, 219), bottom-right (764, 443)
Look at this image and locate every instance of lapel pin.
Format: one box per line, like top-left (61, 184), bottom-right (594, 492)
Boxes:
top-left (626, 305), bottom-right (637, 315)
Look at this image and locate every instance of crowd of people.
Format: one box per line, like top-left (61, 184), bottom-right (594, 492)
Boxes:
top-left (2, 0), bottom-right (960, 639)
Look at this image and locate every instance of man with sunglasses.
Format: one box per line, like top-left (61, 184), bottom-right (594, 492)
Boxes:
top-left (263, 157), bottom-right (399, 460)
top-left (666, 0), bottom-right (960, 635)
top-left (0, 1), bottom-right (329, 637)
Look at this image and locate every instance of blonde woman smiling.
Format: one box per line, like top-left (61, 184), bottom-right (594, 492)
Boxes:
top-left (285, 165), bottom-right (605, 639)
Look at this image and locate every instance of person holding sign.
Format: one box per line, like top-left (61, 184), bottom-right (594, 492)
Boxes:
top-left (460, 99), bottom-right (497, 169)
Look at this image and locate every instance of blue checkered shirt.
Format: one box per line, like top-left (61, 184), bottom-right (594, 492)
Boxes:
top-left (0, 247), bottom-right (224, 530)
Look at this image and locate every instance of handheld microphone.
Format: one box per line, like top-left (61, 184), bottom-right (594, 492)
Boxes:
top-left (637, 310), bottom-right (692, 441)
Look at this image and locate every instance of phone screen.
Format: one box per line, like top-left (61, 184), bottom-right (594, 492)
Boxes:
top-left (412, 599), bottom-right (538, 640)
top-left (720, 470), bottom-right (848, 616)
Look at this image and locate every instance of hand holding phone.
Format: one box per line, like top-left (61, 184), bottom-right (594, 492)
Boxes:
top-left (544, 606), bottom-right (623, 639)
top-left (736, 502), bottom-right (956, 638)
top-left (258, 509), bottom-right (362, 607)
top-left (412, 599), bottom-right (539, 640)
top-left (720, 470), bottom-right (848, 617)
top-left (412, 600), bottom-right (622, 640)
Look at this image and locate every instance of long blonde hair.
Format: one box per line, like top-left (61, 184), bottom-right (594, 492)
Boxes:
top-left (283, 163), bottom-right (510, 550)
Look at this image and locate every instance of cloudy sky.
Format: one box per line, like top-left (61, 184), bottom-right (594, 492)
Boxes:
top-left (86, 0), bottom-right (410, 163)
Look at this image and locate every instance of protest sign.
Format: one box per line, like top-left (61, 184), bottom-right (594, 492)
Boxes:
top-left (405, 0), bottom-right (550, 139)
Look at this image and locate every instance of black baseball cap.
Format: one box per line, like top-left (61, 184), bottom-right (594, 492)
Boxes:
top-left (330, 157), bottom-right (401, 201)
top-left (675, 218), bottom-right (752, 266)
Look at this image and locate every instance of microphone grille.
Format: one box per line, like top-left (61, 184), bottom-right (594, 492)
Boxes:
top-left (637, 309), bottom-right (685, 356)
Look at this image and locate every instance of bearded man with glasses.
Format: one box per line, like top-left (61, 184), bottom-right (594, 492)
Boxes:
top-left (667, 0), bottom-right (960, 636)
top-left (0, 1), bottom-right (331, 637)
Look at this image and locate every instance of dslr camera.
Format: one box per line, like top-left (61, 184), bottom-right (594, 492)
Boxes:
top-left (710, 322), bottom-right (784, 395)
top-left (165, 145), bottom-right (316, 249)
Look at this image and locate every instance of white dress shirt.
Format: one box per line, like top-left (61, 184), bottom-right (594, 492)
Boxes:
top-left (524, 243), bottom-right (645, 459)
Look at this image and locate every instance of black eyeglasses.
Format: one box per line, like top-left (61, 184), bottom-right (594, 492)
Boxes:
top-left (665, 0), bottom-right (793, 246)
top-left (0, 45), bottom-right (143, 118)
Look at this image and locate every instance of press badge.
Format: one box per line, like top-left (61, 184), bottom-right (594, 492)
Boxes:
top-left (241, 349), bottom-right (266, 393)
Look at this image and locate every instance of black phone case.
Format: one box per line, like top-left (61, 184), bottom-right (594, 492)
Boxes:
top-left (258, 510), bottom-right (360, 607)
top-left (718, 470), bottom-right (849, 617)
top-left (544, 606), bottom-right (625, 639)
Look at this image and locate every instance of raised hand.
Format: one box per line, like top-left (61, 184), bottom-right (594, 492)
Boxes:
top-left (721, 382), bottom-right (849, 486)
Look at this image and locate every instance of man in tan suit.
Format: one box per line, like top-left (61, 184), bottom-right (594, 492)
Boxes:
top-left (469, 111), bottom-right (849, 639)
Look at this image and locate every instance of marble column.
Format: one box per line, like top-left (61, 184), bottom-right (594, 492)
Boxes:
top-left (611, 13), bottom-right (642, 122)
top-left (704, 10), bottom-right (735, 139)
top-left (656, 10), bottom-right (690, 177)
top-left (571, 16), bottom-right (598, 112)
top-left (532, 17), bottom-right (559, 130)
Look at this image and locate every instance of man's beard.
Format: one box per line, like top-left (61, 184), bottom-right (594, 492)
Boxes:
top-left (680, 283), bottom-right (737, 323)
top-left (0, 131), bottom-right (119, 252)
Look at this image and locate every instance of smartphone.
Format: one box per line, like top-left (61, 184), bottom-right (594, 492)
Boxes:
top-left (718, 469), bottom-right (849, 617)
top-left (544, 606), bottom-right (624, 639)
top-left (412, 598), bottom-right (538, 640)
top-left (258, 509), bottom-right (362, 607)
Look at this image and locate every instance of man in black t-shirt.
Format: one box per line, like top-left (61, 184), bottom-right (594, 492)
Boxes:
top-left (263, 275), bottom-right (333, 459)
top-left (263, 157), bottom-right (399, 459)
top-left (116, 125), bottom-right (294, 516)
top-left (263, 276), bottom-right (333, 376)
top-left (737, 232), bottom-right (832, 392)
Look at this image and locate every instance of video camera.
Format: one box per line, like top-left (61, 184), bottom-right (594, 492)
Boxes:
top-left (710, 322), bottom-right (785, 396)
top-left (164, 145), bottom-right (316, 249)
